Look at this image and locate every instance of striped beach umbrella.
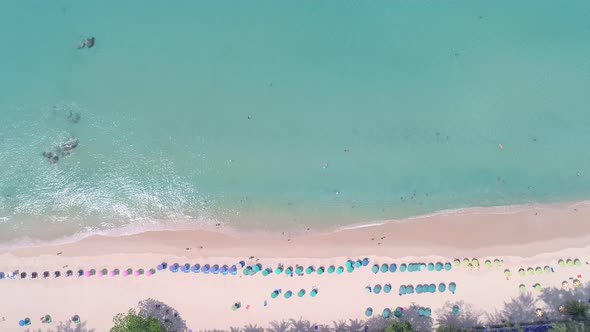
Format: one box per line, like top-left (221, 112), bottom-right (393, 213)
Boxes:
top-left (310, 289), bottom-right (318, 297)
top-left (389, 263), bottom-right (397, 273)
top-left (438, 283), bottom-right (446, 292)
top-left (297, 289), bottom-right (306, 297)
top-left (373, 284), bottom-right (382, 294)
top-left (382, 308), bottom-right (391, 318)
top-left (383, 283), bottom-right (392, 293)
top-left (380, 264), bottom-right (388, 273)
top-left (327, 265), bottom-right (335, 274)
top-left (427, 263), bottom-right (434, 271)
top-left (444, 262), bottom-right (452, 271)
top-left (449, 282), bottom-right (457, 294)
top-left (336, 266), bottom-right (344, 274)
top-left (400, 264), bottom-right (407, 272)
top-left (371, 264), bottom-right (379, 274)
top-left (362, 258), bottom-right (369, 266)
top-left (365, 307), bottom-right (373, 317)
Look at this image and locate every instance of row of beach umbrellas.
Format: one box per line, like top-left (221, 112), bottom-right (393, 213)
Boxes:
top-left (270, 288), bottom-right (319, 299)
top-left (454, 258), bottom-right (503, 269)
top-left (0, 268), bottom-right (157, 280)
top-left (517, 266), bottom-right (553, 276)
top-left (365, 307), bottom-right (404, 318)
top-left (558, 258), bottom-right (582, 267)
top-left (18, 315), bottom-right (79, 327)
top-left (371, 262), bottom-right (452, 274)
top-left (399, 282), bottom-right (457, 295)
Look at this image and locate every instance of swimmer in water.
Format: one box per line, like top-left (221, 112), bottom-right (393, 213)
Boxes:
top-left (61, 139), bottom-right (79, 151)
top-left (42, 152), bottom-right (59, 164)
top-left (77, 36), bottom-right (95, 49)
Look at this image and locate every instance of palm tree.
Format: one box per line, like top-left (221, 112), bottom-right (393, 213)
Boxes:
top-left (230, 327), bottom-right (243, 332)
top-left (563, 300), bottom-right (589, 321)
top-left (243, 323), bottom-right (264, 332)
top-left (266, 320), bottom-right (290, 332)
top-left (332, 319), bottom-right (349, 332)
top-left (289, 317), bottom-right (315, 332)
top-left (348, 319), bottom-right (366, 332)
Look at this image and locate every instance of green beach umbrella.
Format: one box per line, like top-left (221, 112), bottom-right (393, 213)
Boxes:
top-left (327, 265), bottom-right (335, 274)
top-left (449, 282), bottom-right (457, 294)
top-left (394, 307), bottom-right (403, 318)
top-left (534, 283), bottom-right (541, 292)
top-left (380, 264), bottom-right (388, 273)
top-left (305, 266), bottom-right (314, 275)
top-left (518, 268), bottom-right (526, 277)
top-left (262, 268), bottom-right (270, 276)
top-left (365, 307), bottom-right (373, 317)
top-left (295, 266), bottom-right (303, 275)
top-left (284, 290), bottom-right (292, 299)
top-left (297, 289), bottom-right (305, 297)
top-left (373, 284), bottom-right (382, 294)
top-left (558, 259), bottom-right (565, 267)
top-left (435, 262), bottom-right (443, 271)
top-left (252, 264), bottom-right (261, 273)
top-left (544, 266), bottom-right (551, 273)
top-left (407, 264), bottom-right (414, 272)
top-left (271, 291), bottom-right (279, 299)
top-left (574, 258), bottom-right (581, 267)
top-left (345, 260), bottom-right (353, 269)
top-left (243, 267), bottom-right (251, 276)
top-left (462, 258), bottom-right (470, 267)
top-left (427, 263), bottom-right (434, 271)
top-left (453, 258), bottom-right (461, 267)
top-left (382, 308), bottom-right (391, 318)
top-left (336, 266), bottom-right (344, 274)
top-left (346, 266), bottom-right (354, 273)
top-left (285, 267), bottom-right (293, 275)
top-left (310, 289), bottom-right (318, 297)
top-left (471, 259), bottom-right (479, 267)
top-left (354, 260), bottom-right (362, 268)
top-left (371, 264), bottom-right (379, 274)
top-left (274, 266), bottom-right (283, 275)
top-left (527, 267), bottom-right (534, 276)
top-left (383, 283), bottom-right (392, 293)
top-left (485, 260), bottom-right (492, 268)
top-left (535, 267), bottom-right (542, 275)
top-left (400, 264), bottom-right (407, 272)
top-left (494, 259), bottom-right (501, 267)
top-left (438, 283), bottom-right (446, 292)
top-left (444, 262), bottom-right (452, 271)
top-left (567, 259), bottom-right (573, 267)
top-left (519, 284), bottom-right (526, 294)
top-left (504, 269), bottom-right (511, 278)
top-left (317, 266), bottom-right (325, 275)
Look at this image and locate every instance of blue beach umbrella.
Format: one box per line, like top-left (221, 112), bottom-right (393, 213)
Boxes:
top-left (439, 283), bottom-right (446, 292)
top-left (183, 264), bottom-right (191, 273)
top-left (229, 265), bottom-right (237, 275)
top-left (399, 285), bottom-right (406, 295)
top-left (365, 307), bottom-right (373, 317)
top-left (345, 260), bottom-right (353, 269)
top-left (362, 258), bottom-right (369, 266)
top-left (449, 282), bottom-right (457, 294)
top-left (373, 284), bottom-right (382, 294)
top-left (435, 262), bottom-right (443, 271)
top-left (383, 283), bottom-right (392, 293)
top-left (284, 290), bottom-right (293, 299)
top-left (382, 308), bottom-right (391, 318)
top-left (416, 284), bottom-right (423, 294)
top-left (238, 261), bottom-right (245, 268)
top-left (354, 260), bottom-right (362, 268)
top-left (444, 262), bottom-right (452, 271)
top-left (157, 264), bottom-right (163, 271)
top-left (394, 307), bottom-right (403, 318)
top-left (427, 263), bottom-right (434, 271)
top-left (400, 264), bottom-right (407, 272)
top-left (380, 264), bottom-right (388, 273)
top-left (211, 264), bottom-right (220, 274)
top-left (389, 263), bottom-right (397, 273)
top-left (169, 263), bottom-right (179, 273)
top-left (191, 264), bottom-right (200, 273)
top-left (407, 264), bottom-right (414, 272)
top-left (418, 307), bottom-right (425, 317)
top-left (336, 266), bottom-right (344, 274)
top-left (428, 284), bottom-right (436, 293)
top-left (19, 320), bottom-right (25, 327)
top-left (406, 285), bottom-right (414, 294)
top-left (425, 308), bottom-right (432, 317)
top-left (327, 265), bottom-right (335, 274)
top-left (310, 289), bottom-right (318, 297)
top-left (346, 266), bottom-right (354, 273)
top-left (221, 265), bottom-right (229, 275)
top-left (202, 264), bottom-right (210, 274)
top-left (371, 264), bottom-right (379, 274)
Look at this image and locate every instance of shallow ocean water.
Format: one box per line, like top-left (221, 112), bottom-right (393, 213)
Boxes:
top-left (1, 1), bottom-right (590, 243)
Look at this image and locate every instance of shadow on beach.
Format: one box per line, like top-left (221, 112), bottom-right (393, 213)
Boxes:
top-left (25, 320), bottom-right (95, 332)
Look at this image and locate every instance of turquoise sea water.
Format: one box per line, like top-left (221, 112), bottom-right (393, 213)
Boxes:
top-left (1, 1), bottom-right (590, 243)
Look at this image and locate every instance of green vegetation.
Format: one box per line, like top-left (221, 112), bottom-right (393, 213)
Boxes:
top-left (385, 320), bottom-right (416, 332)
top-left (548, 321), bottom-right (586, 332)
top-left (563, 300), bottom-right (589, 321)
top-left (110, 309), bottom-right (165, 332)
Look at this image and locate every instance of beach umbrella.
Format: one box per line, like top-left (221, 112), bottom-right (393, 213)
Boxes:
top-left (534, 283), bottom-right (542, 292)
top-left (449, 282), bottom-right (457, 294)
top-left (452, 305), bottom-right (459, 316)
top-left (345, 260), bottom-right (353, 269)
top-left (485, 260), bottom-right (492, 268)
top-left (416, 284), bottom-right (423, 294)
top-left (519, 284), bottom-right (526, 294)
top-left (518, 268), bottom-right (525, 276)
top-left (504, 269), bottom-right (511, 278)
top-left (261, 268), bottom-right (270, 276)
top-left (270, 291), bottom-right (279, 299)
top-left (453, 258), bottom-right (460, 267)
top-left (238, 261), bottom-right (245, 268)
top-left (365, 307), bottom-right (373, 317)
top-left (407, 264), bottom-right (414, 272)
top-left (202, 264), bottom-right (211, 274)
top-left (399, 285), bottom-right (406, 295)
top-left (574, 258), bottom-right (581, 267)
top-left (382, 308), bottom-right (391, 318)
top-left (95, 270), bottom-right (103, 277)
top-left (354, 260), bottom-right (362, 268)
top-left (284, 290), bottom-right (292, 299)
top-left (406, 285), bottom-right (414, 294)
top-left (169, 263), bottom-right (179, 273)
top-left (305, 266), bottom-right (314, 274)
top-left (435, 262), bottom-right (443, 271)
top-left (444, 262), bottom-right (452, 271)
top-left (298, 289), bottom-right (306, 297)
top-left (19, 320), bottom-right (25, 327)
top-left (389, 263), bottom-right (397, 273)
top-left (191, 264), bottom-right (200, 273)
top-left (427, 263), bottom-right (434, 271)
top-left (336, 266), bottom-right (344, 274)
top-left (438, 283), bottom-right (446, 293)
top-left (32, 272), bottom-right (39, 279)
top-left (471, 259), bottom-right (479, 267)
top-left (346, 266), bottom-right (354, 273)
top-left (392, 307), bottom-right (402, 318)
top-left (211, 264), bottom-right (220, 274)
top-left (230, 265), bottom-right (237, 275)
top-left (0, 272), bottom-right (4, 279)
top-left (327, 265), bottom-right (335, 274)
top-left (535, 267), bottom-right (542, 275)
top-left (527, 267), bottom-right (534, 276)
top-left (494, 259), bottom-right (501, 267)
top-left (544, 265), bottom-right (551, 273)
top-left (400, 264), bottom-right (407, 272)
top-left (77, 269), bottom-right (84, 277)
top-left (285, 267), bottom-right (293, 275)
top-left (242, 267), bottom-right (251, 276)
top-left (109, 269), bottom-right (118, 277)
top-left (274, 266), bottom-right (283, 275)
top-left (251, 264), bottom-right (261, 273)
top-left (558, 259), bottom-right (565, 267)
top-left (383, 283), bottom-right (392, 294)
top-left (121, 269), bottom-right (129, 277)
top-left (428, 284), bottom-right (435, 293)
top-left (371, 264), bottom-right (379, 274)
top-left (424, 308), bottom-right (432, 317)
top-left (373, 284), bottom-right (382, 294)
top-left (20, 272), bottom-right (27, 279)
top-left (317, 266), bottom-right (325, 275)
top-left (146, 269), bottom-right (154, 277)
top-left (156, 264), bottom-right (163, 271)
top-left (380, 264), bottom-right (388, 273)
top-left (418, 307), bottom-right (425, 317)
top-left (101, 268), bottom-right (108, 276)
top-left (462, 258), bottom-right (469, 267)
top-left (43, 315), bottom-right (52, 324)
top-left (420, 263), bottom-right (427, 271)
top-left (71, 315), bottom-right (80, 324)
top-left (84, 270), bottom-right (91, 277)
top-left (365, 286), bottom-right (372, 294)
top-left (295, 266), bottom-right (303, 275)
top-left (567, 259), bottom-right (573, 267)
top-left (133, 270), bottom-right (140, 277)
top-left (362, 258), bottom-right (369, 266)
top-left (310, 289), bottom-right (318, 297)
top-left (23, 318), bottom-right (30, 326)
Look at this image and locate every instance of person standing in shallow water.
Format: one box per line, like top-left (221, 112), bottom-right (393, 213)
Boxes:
top-left (77, 36), bottom-right (95, 49)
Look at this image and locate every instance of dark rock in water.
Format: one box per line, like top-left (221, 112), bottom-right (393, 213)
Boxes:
top-left (67, 111), bottom-right (81, 123)
top-left (86, 37), bottom-right (95, 48)
top-left (61, 139), bottom-right (79, 151)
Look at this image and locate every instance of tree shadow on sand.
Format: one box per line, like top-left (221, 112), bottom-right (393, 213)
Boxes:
top-left (538, 283), bottom-right (590, 320)
top-left (25, 320), bottom-right (95, 332)
top-left (399, 304), bottom-right (433, 332)
top-left (137, 298), bottom-right (187, 332)
top-left (436, 300), bottom-right (483, 330)
top-left (486, 292), bottom-right (540, 325)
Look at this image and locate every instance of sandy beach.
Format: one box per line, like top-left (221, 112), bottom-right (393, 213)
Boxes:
top-left (1, 201), bottom-right (590, 331)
